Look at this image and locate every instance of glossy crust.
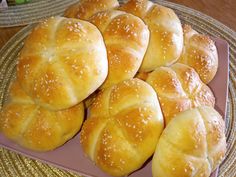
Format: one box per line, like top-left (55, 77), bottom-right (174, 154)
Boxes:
top-left (0, 81), bottom-right (84, 151)
top-left (146, 63), bottom-right (215, 125)
top-left (17, 17), bottom-right (108, 110)
top-left (89, 10), bottom-right (150, 89)
top-left (152, 106), bottom-right (226, 177)
top-left (80, 78), bottom-right (164, 176)
top-left (64, 0), bottom-right (119, 20)
top-left (178, 25), bottom-right (218, 84)
top-left (119, 0), bottom-right (183, 71)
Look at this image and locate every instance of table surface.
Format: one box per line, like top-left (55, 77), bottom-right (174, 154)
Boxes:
top-left (0, 0), bottom-right (235, 49)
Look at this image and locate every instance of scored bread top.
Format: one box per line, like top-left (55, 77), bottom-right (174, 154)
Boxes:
top-left (64, 0), bottom-right (119, 20)
top-left (0, 81), bottom-right (84, 151)
top-left (146, 63), bottom-right (215, 125)
top-left (17, 17), bottom-right (108, 110)
top-left (80, 78), bottom-right (164, 176)
top-left (152, 106), bottom-right (226, 177)
top-left (89, 10), bottom-right (150, 89)
top-left (119, 0), bottom-right (183, 71)
top-left (178, 24), bottom-right (218, 84)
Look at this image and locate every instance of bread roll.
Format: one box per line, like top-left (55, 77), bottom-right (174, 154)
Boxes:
top-left (152, 106), bottom-right (226, 177)
top-left (178, 25), bottom-right (218, 83)
top-left (146, 63), bottom-right (215, 125)
top-left (0, 81), bottom-right (84, 151)
top-left (80, 78), bottom-right (164, 176)
top-left (17, 17), bottom-right (108, 110)
top-left (64, 0), bottom-right (119, 20)
top-left (119, 0), bottom-right (183, 71)
top-left (89, 10), bottom-right (150, 89)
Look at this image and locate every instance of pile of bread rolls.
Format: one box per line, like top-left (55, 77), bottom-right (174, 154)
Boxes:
top-left (0, 0), bottom-right (226, 177)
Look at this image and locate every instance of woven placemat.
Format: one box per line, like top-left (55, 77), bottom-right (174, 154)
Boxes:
top-left (0, 0), bottom-right (79, 27)
top-left (0, 0), bottom-right (236, 176)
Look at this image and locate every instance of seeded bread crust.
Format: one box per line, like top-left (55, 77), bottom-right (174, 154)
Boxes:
top-left (0, 81), bottom-right (84, 151)
top-left (146, 63), bottom-right (215, 125)
top-left (80, 78), bottom-right (164, 176)
top-left (178, 25), bottom-right (218, 84)
top-left (64, 0), bottom-right (119, 20)
top-left (152, 106), bottom-right (226, 177)
top-left (17, 17), bottom-right (108, 110)
top-left (89, 10), bottom-right (150, 89)
top-left (119, 0), bottom-right (183, 71)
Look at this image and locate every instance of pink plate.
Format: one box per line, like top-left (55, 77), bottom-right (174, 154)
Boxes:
top-left (0, 38), bottom-right (229, 177)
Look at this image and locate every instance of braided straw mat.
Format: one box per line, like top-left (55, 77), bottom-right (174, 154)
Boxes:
top-left (0, 0), bottom-right (79, 27)
top-left (0, 0), bottom-right (236, 176)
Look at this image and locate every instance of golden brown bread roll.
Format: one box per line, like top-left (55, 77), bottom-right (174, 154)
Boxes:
top-left (146, 63), bottom-right (215, 125)
top-left (119, 0), bottom-right (183, 71)
top-left (178, 25), bottom-right (218, 84)
top-left (0, 81), bottom-right (84, 151)
top-left (89, 10), bottom-right (150, 89)
top-left (80, 78), bottom-right (164, 176)
top-left (152, 106), bottom-right (226, 177)
top-left (64, 0), bottom-right (119, 20)
top-left (17, 17), bottom-right (108, 110)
